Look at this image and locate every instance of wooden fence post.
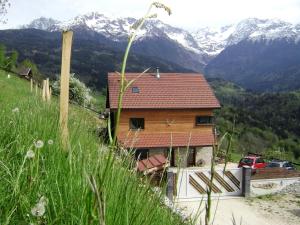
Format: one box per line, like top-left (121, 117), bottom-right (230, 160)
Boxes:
top-left (42, 80), bottom-right (46, 101)
top-left (46, 78), bottom-right (50, 101)
top-left (59, 30), bottom-right (73, 150)
top-left (35, 83), bottom-right (38, 95)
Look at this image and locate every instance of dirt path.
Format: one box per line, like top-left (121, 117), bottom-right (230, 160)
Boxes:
top-left (176, 194), bottom-right (300, 225)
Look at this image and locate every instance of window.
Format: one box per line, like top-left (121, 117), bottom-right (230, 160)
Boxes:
top-left (240, 158), bottom-right (253, 164)
top-left (256, 158), bottom-right (265, 163)
top-left (195, 116), bottom-right (213, 125)
top-left (132, 87), bottom-right (140, 93)
top-left (135, 149), bottom-right (149, 160)
top-left (268, 162), bottom-right (280, 168)
top-left (129, 118), bottom-right (144, 130)
top-left (187, 148), bottom-right (196, 167)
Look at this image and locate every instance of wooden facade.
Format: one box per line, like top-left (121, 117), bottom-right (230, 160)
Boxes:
top-left (117, 109), bottom-right (214, 135)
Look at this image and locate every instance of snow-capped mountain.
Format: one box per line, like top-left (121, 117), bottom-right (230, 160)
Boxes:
top-left (191, 18), bottom-right (300, 57)
top-left (22, 17), bottom-right (60, 30)
top-left (24, 14), bottom-right (300, 62)
top-left (11, 14), bottom-right (300, 91)
top-left (24, 12), bottom-right (206, 55)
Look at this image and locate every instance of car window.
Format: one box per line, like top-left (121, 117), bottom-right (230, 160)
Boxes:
top-left (284, 162), bottom-right (293, 167)
top-left (256, 158), bottom-right (265, 163)
top-left (268, 162), bottom-right (280, 168)
top-left (240, 158), bottom-right (253, 164)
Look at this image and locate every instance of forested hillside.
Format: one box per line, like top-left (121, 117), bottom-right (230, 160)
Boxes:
top-left (209, 78), bottom-right (300, 162)
top-left (0, 29), bottom-right (192, 89)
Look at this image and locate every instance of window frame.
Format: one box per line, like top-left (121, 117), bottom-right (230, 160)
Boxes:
top-left (132, 87), bottom-right (140, 93)
top-left (129, 118), bottom-right (145, 130)
top-left (195, 116), bottom-right (214, 126)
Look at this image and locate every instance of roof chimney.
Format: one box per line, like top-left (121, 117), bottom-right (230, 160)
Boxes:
top-left (156, 67), bottom-right (160, 79)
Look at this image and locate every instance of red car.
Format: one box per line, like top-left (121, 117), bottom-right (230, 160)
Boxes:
top-left (238, 155), bottom-right (267, 169)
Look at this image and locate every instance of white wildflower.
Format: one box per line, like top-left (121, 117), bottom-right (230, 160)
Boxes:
top-left (25, 150), bottom-right (35, 159)
top-left (34, 140), bottom-right (44, 149)
top-left (7, 74), bottom-right (10, 78)
top-left (47, 139), bottom-right (53, 145)
top-left (12, 107), bottom-right (19, 113)
top-left (30, 196), bottom-right (48, 217)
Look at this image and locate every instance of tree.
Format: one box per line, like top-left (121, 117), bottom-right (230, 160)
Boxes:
top-left (4, 49), bottom-right (18, 71)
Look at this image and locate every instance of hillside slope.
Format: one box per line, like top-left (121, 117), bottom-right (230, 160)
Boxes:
top-left (209, 79), bottom-right (300, 161)
top-left (0, 71), bottom-right (185, 224)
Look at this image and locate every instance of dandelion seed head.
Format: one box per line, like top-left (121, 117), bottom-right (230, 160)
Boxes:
top-left (12, 107), bottom-right (19, 113)
top-left (25, 150), bottom-right (35, 159)
top-left (31, 202), bottom-right (45, 217)
top-left (34, 140), bottom-right (44, 149)
top-left (30, 196), bottom-right (48, 217)
top-left (47, 139), bottom-right (53, 145)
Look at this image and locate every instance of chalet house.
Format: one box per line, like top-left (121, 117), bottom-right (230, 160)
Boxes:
top-left (106, 72), bottom-right (220, 168)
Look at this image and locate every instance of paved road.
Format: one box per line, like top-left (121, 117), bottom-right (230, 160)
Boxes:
top-left (176, 196), bottom-right (298, 225)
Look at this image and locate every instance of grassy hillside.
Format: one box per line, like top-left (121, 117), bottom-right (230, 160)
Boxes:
top-left (0, 71), bottom-right (185, 224)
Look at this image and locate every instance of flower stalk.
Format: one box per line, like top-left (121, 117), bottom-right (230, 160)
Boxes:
top-left (111, 2), bottom-right (171, 146)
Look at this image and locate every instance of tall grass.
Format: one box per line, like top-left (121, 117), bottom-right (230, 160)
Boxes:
top-left (0, 71), bottom-right (186, 224)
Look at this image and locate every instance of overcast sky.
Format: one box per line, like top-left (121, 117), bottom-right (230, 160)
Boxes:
top-left (2, 0), bottom-right (300, 29)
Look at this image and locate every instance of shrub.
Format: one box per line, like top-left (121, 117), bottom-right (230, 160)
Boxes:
top-left (52, 73), bottom-right (94, 107)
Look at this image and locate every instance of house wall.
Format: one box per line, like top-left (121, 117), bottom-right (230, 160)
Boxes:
top-left (118, 109), bottom-right (214, 134)
top-left (143, 147), bottom-right (212, 168)
top-left (196, 146), bottom-right (213, 167)
top-left (118, 109), bottom-right (215, 168)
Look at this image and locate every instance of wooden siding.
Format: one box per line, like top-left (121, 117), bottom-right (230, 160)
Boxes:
top-left (118, 109), bottom-right (214, 135)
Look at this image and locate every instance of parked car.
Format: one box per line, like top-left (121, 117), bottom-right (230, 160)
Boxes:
top-left (238, 155), bottom-right (267, 169)
top-left (266, 160), bottom-right (295, 170)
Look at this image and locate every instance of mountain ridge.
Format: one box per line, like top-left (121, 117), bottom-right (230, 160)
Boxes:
top-left (13, 14), bottom-right (300, 91)
top-left (23, 14), bottom-right (300, 59)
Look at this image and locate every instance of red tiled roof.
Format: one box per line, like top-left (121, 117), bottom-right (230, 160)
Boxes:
top-left (118, 131), bottom-right (215, 148)
top-left (137, 154), bottom-right (168, 173)
top-left (107, 73), bottom-right (220, 109)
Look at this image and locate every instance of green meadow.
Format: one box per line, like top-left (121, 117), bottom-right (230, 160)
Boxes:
top-left (0, 71), bottom-right (185, 224)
